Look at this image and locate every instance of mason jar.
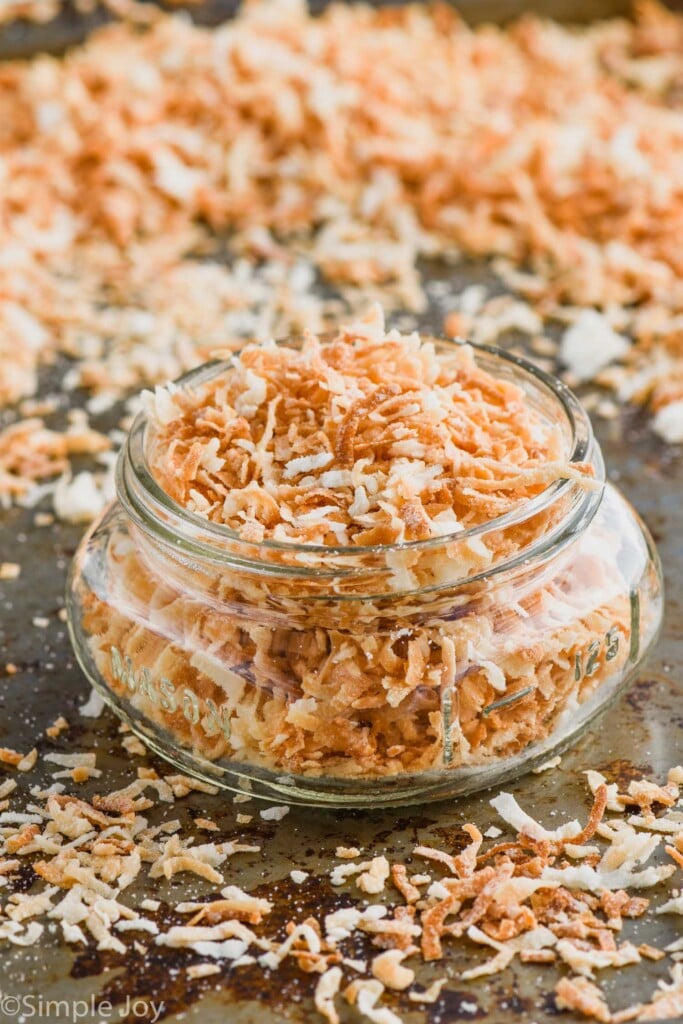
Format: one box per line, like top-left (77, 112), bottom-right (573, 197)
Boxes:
top-left (66, 343), bottom-right (663, 806)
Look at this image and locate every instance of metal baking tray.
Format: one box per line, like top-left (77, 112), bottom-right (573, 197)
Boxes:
top-left (0, 3), bottom-right (681, 1022)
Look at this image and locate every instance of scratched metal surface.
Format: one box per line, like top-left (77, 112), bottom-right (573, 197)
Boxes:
top-left (0, 4), bottom-right (682, 1024)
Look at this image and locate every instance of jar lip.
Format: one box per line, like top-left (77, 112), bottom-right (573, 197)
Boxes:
top-left (118, 336), bottom-right (605, 562)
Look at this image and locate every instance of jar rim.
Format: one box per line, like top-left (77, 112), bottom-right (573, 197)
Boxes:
top-left (117, 336), bottom-right (605, 571)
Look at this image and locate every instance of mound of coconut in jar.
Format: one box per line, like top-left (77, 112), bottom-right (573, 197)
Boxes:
top-left (150, 305), bottom-right (593, 546)
top-left (74, 305), bottom-right (659, 793)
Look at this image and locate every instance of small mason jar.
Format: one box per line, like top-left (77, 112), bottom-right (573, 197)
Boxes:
top-left (66, 342), bottom-right (663, 806)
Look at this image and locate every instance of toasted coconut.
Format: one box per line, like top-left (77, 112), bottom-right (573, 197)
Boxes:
top-left (0, 748), bottom-right (25, 768)
top-left (554, 976), bottom-right (611, 1022)
top-left (391, 865), bottom-right (421, 905)
top-left (336, 847), bottom-right (361, 859)
top-left (344, 978), bottom-right (403, 1024)
top-left (371, 949), bottom-right (415, 991)
top-left (357, 857), bottom-right (391, 896)
top-left (177, 888), bottom-right (272, 926)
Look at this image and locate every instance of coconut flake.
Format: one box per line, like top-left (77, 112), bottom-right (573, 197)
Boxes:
top-left (560, 310), bottom-right (630, 381)
top-left (490, 792), bottom-right (581, 841)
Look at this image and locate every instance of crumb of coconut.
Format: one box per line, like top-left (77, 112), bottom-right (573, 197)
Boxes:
top-left (652, 400), bottom-right (683, 445)
top-left (483, 826), bottom-right (503, 839)
top-left (336, 847), bottom-right (361, 859)
top-left (371, 949), bottom-right (415, 991)
top-left (0, 780), bottom-right (17, 800)
top-left (314, 966), bottom-right (343, 1024)
top-left (345, 978), bottom-right (403, 1024)
top-left (16, 749), bottom-right (38, 772)
top-left (32, 617), bottom-right (49, 629)
top-left (658, 894), bottom-right (683, 915)
top-left (638, 944), bottom-right (665, 961)
top-left (560, 310), bottom-right (630, 382)
top-left (290, 870), bottom-right (309, 884)
top-left (532, 756), bottom-right (562, 774)
top-left (596, 399), bottom-right (619, 421)
top-left (45, 716), bottom-right (69, 739)
top-left (260, 806), bottom-right (290, 822)
top-left (0, 563), bottom-right (21, 580)
top-left (164, 775), bottom-right (219, 798)
top-left (79, 689), bottom-right (106, 718)
top-left (53, 471), bottom-right (107, 524)
top-left (357, 857), bottom-right (390, 895)
top-left (458, 1001), bottom-right (479, 1015)
top-left (236, 814), bottom-right (253, 825)
top-left (121, 734), bottom-right (147, 757)
top-left (194, 818), bottom-right (219, 832)
top-left (554, 976), bottom-right (611, 1023)
top-left (408, 978), bottom-right (448, 1003)
top-left (187, 963), bottom-right (221, 979)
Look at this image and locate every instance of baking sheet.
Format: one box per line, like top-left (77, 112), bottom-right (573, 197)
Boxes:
top-left (0, 4), bottom-right (682, 1023)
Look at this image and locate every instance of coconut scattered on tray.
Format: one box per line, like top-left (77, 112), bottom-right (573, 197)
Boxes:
top-left (1, 0), bottom-right (683, 1017)
top-left (0, 723), bottom-right (681, 1022)
top-left (3, 0), bottom-right (683, 517)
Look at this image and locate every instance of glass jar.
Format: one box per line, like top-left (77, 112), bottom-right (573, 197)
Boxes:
top-left (66, 342), bottom-right (663, 806)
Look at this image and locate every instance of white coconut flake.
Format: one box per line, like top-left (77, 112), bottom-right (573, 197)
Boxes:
top-left (188, 939), bottom-right (247, 959)
top-left (115, 918), bottom-right (159, 935)
top-left (260, 805), bottom-right (290, 822)
top-left (532, 756), bottom-right (562, 774)
top-left (141, 383), bottom-right (180, 426)
top-left (44, 752), bottom-right (97, 768)
top-left (314, 966), bottom-right (342, 1024)
top-left (652, 399), bottom-right (683, 445)
top-left (658, 895), bottom-right (683, 915)
top-left (283, 452), bottom-right (333, 479)
top-left (542, 862), bottom-right (675, 892)
top-left (187, 963), bottom-right (221, 979)
top-left (357, 856), bottom-right (390, 895)
top-left (324, 907), bottom-right (363, 943)
top-left (79, 688), bottom-right (105, 718)
top-left (490, 792), bottom-right (581, 841)
top-left (408, 978), bottom-right (448, 1003)
top-left (560, 310), bottom-right (630, 381)
top-left (53, 472), bottom-right (106, 524)
top-left (330, 861), bottom-right (372, 887)
top-left (555, 938), bottom-right (641, 977)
